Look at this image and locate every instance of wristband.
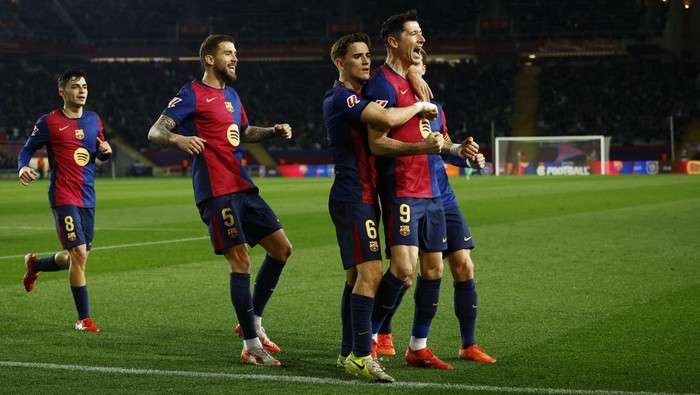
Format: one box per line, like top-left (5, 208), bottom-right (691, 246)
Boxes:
top-left (449, 144), bottom-right (466, 158)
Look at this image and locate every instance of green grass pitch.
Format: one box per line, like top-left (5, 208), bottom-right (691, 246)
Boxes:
top-left (0, 175), bottom-right (698, 394)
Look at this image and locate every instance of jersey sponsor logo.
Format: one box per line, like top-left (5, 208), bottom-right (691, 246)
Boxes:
top-left (74, 128), bottom-right (84, 140)
top-left (419, 118), bottom-right (432, 138)
top-left (227, 227), bottom-right (238, 238)
top-left (206, 96), bottom-right (218, 103)
top-left (346, 94), bottom-right (359, 108)
top-left (73, 147), bottom-right (90, 167)
top-left (400, 89), bottom-right (409, 95)
top-left (227, 124), bottom-right (240, 147)
top-left (375, 99), bottom-right (388, 108)
top-left (225, 101), bottom-right (234, 113)
top-left (399, 225), bottom-right (410, 236)
top-left (167, 97), bottom-right (182, 108)
top-left (59, 125), bottom-right (70, 131)
top-left (369, 240), bottom-right (379, 252)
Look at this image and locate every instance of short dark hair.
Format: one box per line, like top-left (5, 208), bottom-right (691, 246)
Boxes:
top-left (199, 34), bottom-right (235, 69)
top-left (330, 32), bottom-right (371, 63)
top-left (380, 9), bottom-right (418, 45)
top-left (57, 67), bottom-right (86, 89)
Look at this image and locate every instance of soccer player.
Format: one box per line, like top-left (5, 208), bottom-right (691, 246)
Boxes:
top-left (375, 50), bottom-right (497, 364)
top-left (18, 67), bottom-right (113, 333)
top-left (323, 32), bottom-right (442, 382)
top-left (364, 10), bottom-right (478, 370)
top-left (148, 34), bottom-right (292, 367)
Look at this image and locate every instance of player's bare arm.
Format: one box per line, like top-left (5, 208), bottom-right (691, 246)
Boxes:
top-left (361, 101), bottom-right (438, 130)
top-left (367, 123), bottom-right (443, 158)
top-left (148, 114), bottom-right (206, 155)
top-left (242, 124), bottom-right (292, 143)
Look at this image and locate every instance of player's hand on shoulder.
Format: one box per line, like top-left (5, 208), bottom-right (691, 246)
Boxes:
top-left (424, 132), bottom-right (444, 154)
top-left (173, 134), bottom-right (207, 155)
top-left (18, 166), bottom-right (38, 186)
top-left (274, 124), bottom-right (292, 140)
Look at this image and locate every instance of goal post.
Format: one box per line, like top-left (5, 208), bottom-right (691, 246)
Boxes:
top-left (494, 135), bottom-right (611, 176)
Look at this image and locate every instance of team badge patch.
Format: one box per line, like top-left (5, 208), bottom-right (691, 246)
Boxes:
top-left (75, 128), bottom-right (84, 140)
top-left (67, 232), bottom-right (77, 242)
top-left (167, 97), bottom-right (181, 108)
top-left (399, 225), bottom-right (410, 237)
top-left (346, 94), bottom-right (358, 108)
top-left (369, 241), bottom-right (379, 252)
top-left (227, 227), bottom-right (238, 239)
top-left (225, 102), bottom-right (234, 113)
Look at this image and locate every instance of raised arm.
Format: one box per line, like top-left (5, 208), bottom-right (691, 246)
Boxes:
top-left (148, 114), bottom-right (207, 155)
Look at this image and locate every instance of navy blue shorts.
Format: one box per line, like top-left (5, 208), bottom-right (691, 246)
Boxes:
top-left (382, 197), bottom-right (446, 253)
top-left (52, 205), bottom-right (94, 251)
top-left (329, 199), bottom-right (382, 270)
top-left (198, 190), bottom-right (283, 254)
top-left (443, 207), bottom-right (475, 257)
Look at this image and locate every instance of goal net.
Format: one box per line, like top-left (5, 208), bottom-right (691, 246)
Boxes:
top-left (494, 135), bottom-right (611, 176)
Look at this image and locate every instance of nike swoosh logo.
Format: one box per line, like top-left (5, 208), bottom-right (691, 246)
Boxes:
top-left (442, 237), bottom-right (447, 243)
top-left (206, 97), bottom-right (217, 102)
top-left (464, 236), bottom-right (472, 242)
top-left (472, 305), bottom-right (478, 308)
top-left (432, 302), bottom-right (439, 306)
top-left (381, 304), bottom-right (395, 309)
top-left (349, 358), bottom-right (365, 370)
top-left (246, 308), bottom-right (254, 312)
top-left (59, 125), bottom-right (70, 131)
top-left (358, 331), bottom-right (369, 336)
top-left (400, 89), bottom-right (408, 95)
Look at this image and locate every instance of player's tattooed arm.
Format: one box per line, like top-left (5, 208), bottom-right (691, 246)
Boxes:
top-left (243, 124), bottom-right (292, 143)
top-left (148, 115), bottom-right (207, 155)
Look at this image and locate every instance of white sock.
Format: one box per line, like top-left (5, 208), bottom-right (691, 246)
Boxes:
top-left (254, 315), bottom-right (262, 332)
top-left (409, 336), bottom-right (427, 351)
top-left (244, 337), bottom-right (263, 351)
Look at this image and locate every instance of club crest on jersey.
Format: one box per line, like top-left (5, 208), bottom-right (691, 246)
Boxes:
top-left (375, 99), bottom-right (388, 108)
top-left (74, 147), bottom-right (90, 167)
top-left (225, 102), bottom-right (234, 113)
top-left (346, 94), bottom-right (359, 108)
top-left (167, 97), bottom-right (182, 108)
top-left (399, 225), bottom-right (410, 237)
top-left (369, 241), bottom-right (379, 252)
top-left (227, 227), bottom-right (238, 238)
top-left (74, 128), bottom-right (84, 140)
top-left (67, 232), bottom-right (77, 242)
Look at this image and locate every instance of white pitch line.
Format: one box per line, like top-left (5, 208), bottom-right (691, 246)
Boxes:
top-left (0, 361), bottom-right (692, 395)
top-left (0, 236), bottom-right (208, 261)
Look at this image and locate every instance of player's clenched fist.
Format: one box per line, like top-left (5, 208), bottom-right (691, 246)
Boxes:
top-left (274, 124), bottom-right (292, 140)
top-left (18, 166), bottom-right (38, 186)
top-left (424, 132), bottom-right (444, 153)
top-left (472, 152), bottom-right (486, 169)
top-left (173, 135), bottom-right (207, 155)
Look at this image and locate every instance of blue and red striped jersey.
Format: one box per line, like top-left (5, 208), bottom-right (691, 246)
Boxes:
top-left (323, 80), bottom-right (377, 204)
top-left (18, 109), bottom-right (105, 208)
top-left (163, 79), bottom-right (255, 205)
top-left (429, 101), bottom-right (469, 211)
top-left (364, 64), bottom-right (440, 199)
